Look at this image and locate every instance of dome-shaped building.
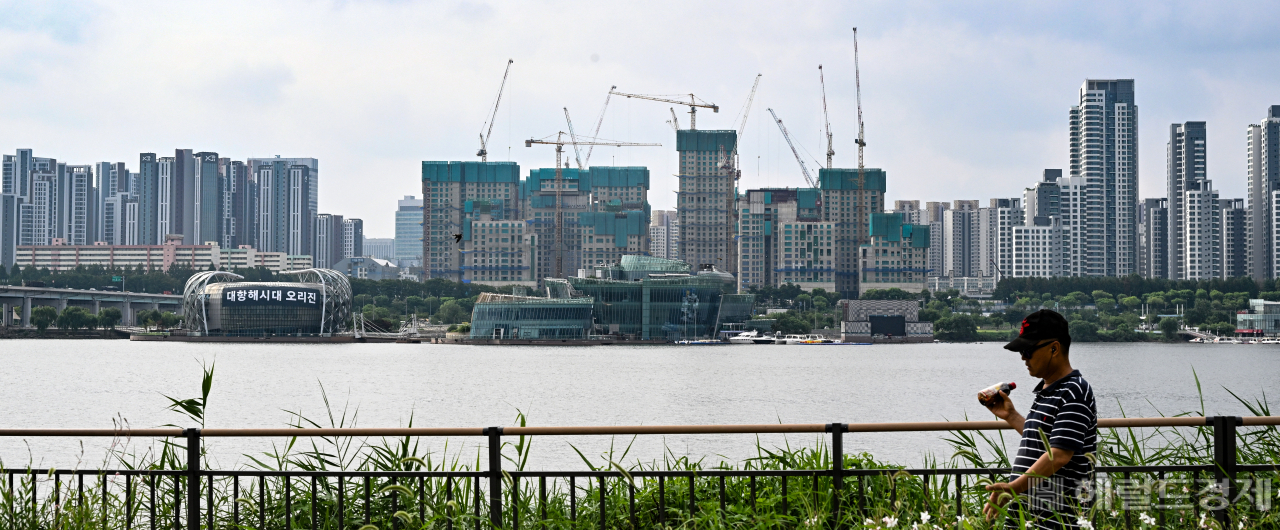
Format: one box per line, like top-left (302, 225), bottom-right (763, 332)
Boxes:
top-left (181, 269), bottom-right (351, 336)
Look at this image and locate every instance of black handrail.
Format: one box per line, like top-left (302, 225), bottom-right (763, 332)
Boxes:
top-left (1, 415), bottom-right (1275, 529)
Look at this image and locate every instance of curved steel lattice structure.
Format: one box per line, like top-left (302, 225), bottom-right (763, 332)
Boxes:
top-left (181, 269), bottom-right (352, 336)
top-left (182, 271), bottom-right (245, 334)
top-left (280, 268), bottom-right (352, 334)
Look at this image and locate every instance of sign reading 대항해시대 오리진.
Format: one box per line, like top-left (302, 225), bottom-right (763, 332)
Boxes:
top-left (222, 287), bottom-right (321, 307)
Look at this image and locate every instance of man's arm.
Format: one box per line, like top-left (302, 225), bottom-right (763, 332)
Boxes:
top-left (982, 446), bottom-right (1076, 520)
top-left (984, 391), bottom-right (1026, 434)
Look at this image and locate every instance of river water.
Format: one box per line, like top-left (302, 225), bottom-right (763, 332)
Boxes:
top-left (0, 340), bottom-right (1276, 471)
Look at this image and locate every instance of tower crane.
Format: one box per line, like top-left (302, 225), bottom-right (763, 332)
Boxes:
top-left (608, 89), bottom-right (718, 129)
top-left (819, 65), bottom-right (834, 168)
top-left (583, 86), bottom-right (615, 167)
top-left (476, 59), bottom-right (514, 161)
top-left (669, 108), bottom-right (680, 130)
top-left (767, 108), bottom-right (817, 188)
top-left (721, 74), bottom-right (762, 174)
top-left (525, 133), bottom-right (660, 277)
top-left (564, 108), bottom-right (585, 170)
top-left (853, 27), bottom-right (867, 183)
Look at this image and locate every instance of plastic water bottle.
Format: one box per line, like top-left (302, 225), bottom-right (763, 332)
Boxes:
top-left (978, 382), bottom-right (1016, 406)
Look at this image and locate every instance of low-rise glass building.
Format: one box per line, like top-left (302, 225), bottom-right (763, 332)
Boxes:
top-left (181, 269), bottom-right (351, 336)
top-left (548, 256), bottom-right (753, 340)
top-left (469, 292), bottom-right (594, 339)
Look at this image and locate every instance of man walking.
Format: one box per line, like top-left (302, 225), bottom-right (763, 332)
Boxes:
top-left (983, 309), bottom-right (1097, 529)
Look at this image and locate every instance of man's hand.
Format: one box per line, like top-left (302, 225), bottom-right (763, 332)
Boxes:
top-left (982, 391), bottom-right (1025, 434)
top-left (983, 391), bottom-right (1015, 419)
top-left (983, 482), bottom-right (1020, 521)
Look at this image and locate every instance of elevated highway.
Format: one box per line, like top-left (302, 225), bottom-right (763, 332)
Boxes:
top-left (0, 286), bottom-right (183, 328)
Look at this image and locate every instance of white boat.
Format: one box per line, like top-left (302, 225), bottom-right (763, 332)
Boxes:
top-left (728, 330), bottom-right (761, 344)
top-left (1260, 338), bottom-right (1280, 344)
top-left (781, 334), bottom-right (827, 345)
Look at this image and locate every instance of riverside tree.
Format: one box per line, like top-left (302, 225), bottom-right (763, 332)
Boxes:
top-left (30, 306), bottom-right (57, 332)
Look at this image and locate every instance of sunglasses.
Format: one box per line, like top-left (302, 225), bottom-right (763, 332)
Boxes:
top-left (1020, 340), bottom-right (1056, 360)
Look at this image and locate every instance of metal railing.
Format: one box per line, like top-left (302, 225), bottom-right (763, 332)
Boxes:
top-left (2, 416), bottom-right (1277, 529)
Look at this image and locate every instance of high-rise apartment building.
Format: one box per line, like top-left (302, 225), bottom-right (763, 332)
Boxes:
top-left (858, 212), bottom-right (929, 295)
top-left (61, 165), bottom-right (96, 246)
top-left (676, 130), bottom-right (738, 277)
top-left (0, 194), bottom-right (18, 268)
top-left (943, 200), bottom-right (981, 277)
top-left (1180, 180), bottom-right (1220, 280)
top-left (1024, 170), bottom-right (1062, 221)
top-left (1166, 122), bottom-right (1209, 279)
top-left (1221, 198), bottom-right (1247, 279)
top-left (251, 157), bottom-right (317, 258)
top-left (648, 210), bottom-right (679, 261)
top-left (1139, 198), bottom-right (1169, 278)
top-left (342, 218), bottom-right (363, 260)
top-left (137, 154), bottom-right (160, 245)
top-left (979, 198), bottom-right (1024, 279)
top-left (1011, 216), bottom-right (1064, 278)
top-left (1067, 79), bottom-right (1138, 277)
top-left (891, 200), bottom-right (921, 224)
top-left (422, 161), bottom-right (530, 282)
top-left (397, 194), bottom-right (426, 268)
top-left (157, 156), bottom-right (174, 240)
top-left (819, 167), bottom-right (886, 295)
top-left (922, 201), bottom-right (949, 277)
top-left (1247, 105), bottom-right (1280, 280)
top-left (313, 213), bottom-right (344, 269)
top-left (737, 188), bottom-right (834, 291)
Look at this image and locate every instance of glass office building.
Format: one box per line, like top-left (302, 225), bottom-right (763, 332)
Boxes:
top-left (182, 269), bottom-right (351, 336)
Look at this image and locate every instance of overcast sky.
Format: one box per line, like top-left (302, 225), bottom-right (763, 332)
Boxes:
top-left (2, 1), bottom-right (1278, 236)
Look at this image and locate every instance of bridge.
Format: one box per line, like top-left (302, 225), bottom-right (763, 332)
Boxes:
top-left (0, 286), bottom-right (183, 328)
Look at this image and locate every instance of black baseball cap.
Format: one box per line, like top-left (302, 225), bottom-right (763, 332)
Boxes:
top-left (1004, 309), bottom-right (1071, 353)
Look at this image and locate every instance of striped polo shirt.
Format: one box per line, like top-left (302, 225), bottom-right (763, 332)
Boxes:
top-left (1009, 370), bottom-right (1097, 529)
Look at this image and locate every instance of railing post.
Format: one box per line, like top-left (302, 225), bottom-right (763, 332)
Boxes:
top-left (828, 422), bottom-right (846, 527)
top-left (1209, 416), bottom-right (1241, 527)
top-left (485, 426), bottom-right (503, 529)
top-left (183, 428), bottom-right (201, 530)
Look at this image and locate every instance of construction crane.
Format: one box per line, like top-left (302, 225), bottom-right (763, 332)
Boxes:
top-left (583, 86), bottom-right (616, 167)
top-left (609, 89), bottom-right (718, 129)
top-left (819, 65), bottom-right (834, 169)
top-left (476, 59), bottom-right (514, 161)
top-left (767, 108), bottom-right (817, 188)
top-left (853, 27), bottom-right (866, 182)
top-left (721, 74), bottom-right (762, 175)
top-left (525, 133), bottom-right (661, 277)
top-left (669, 108), bottom-right (680, 130)
top-left (564, 108), bottom-right (585, 170)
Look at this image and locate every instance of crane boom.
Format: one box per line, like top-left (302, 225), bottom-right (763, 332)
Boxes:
top-left (477, 59), bottom-right (514, 161)
top-left (723, 74), bottom-right (761, 172)
top-left (609, 89), bottom-right (718, 129)
top-left (583, 86), bottom-right (615, 167)
top-left (525, 133), bottom-right (660, 277)
top-left (564, 108), bottom-right (585, 170)
top-left (819, 65), bottom-right (833, 169)
top-left (767, 108), bottom-right (817, 188)
top-left (669, 108), bottom-right (680, 130)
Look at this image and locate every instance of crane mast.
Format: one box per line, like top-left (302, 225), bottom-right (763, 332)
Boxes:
top-left (819, 65), bottom-right (834, 169)
top-left (477, 59), bottom-right (514, 161)
top-left (853, 28), bottom-right (866, 183)
top-left (525, 134), bottom-right (660, 277)
top-left (767, 108), bottom-right (818, 188)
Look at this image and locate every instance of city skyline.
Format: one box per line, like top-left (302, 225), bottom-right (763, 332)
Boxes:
top-left (1, 2), bottom-right (1278, 231)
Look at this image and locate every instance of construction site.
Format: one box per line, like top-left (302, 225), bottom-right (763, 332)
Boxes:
top-left (419, 30), bottom-right (892, 341)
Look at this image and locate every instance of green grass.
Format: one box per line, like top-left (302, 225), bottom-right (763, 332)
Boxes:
top-left (2, 366), bottom-right (1276, 529)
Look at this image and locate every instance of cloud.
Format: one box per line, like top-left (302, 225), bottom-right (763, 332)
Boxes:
top-left (0, 0), bottom-right (1279, 233)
